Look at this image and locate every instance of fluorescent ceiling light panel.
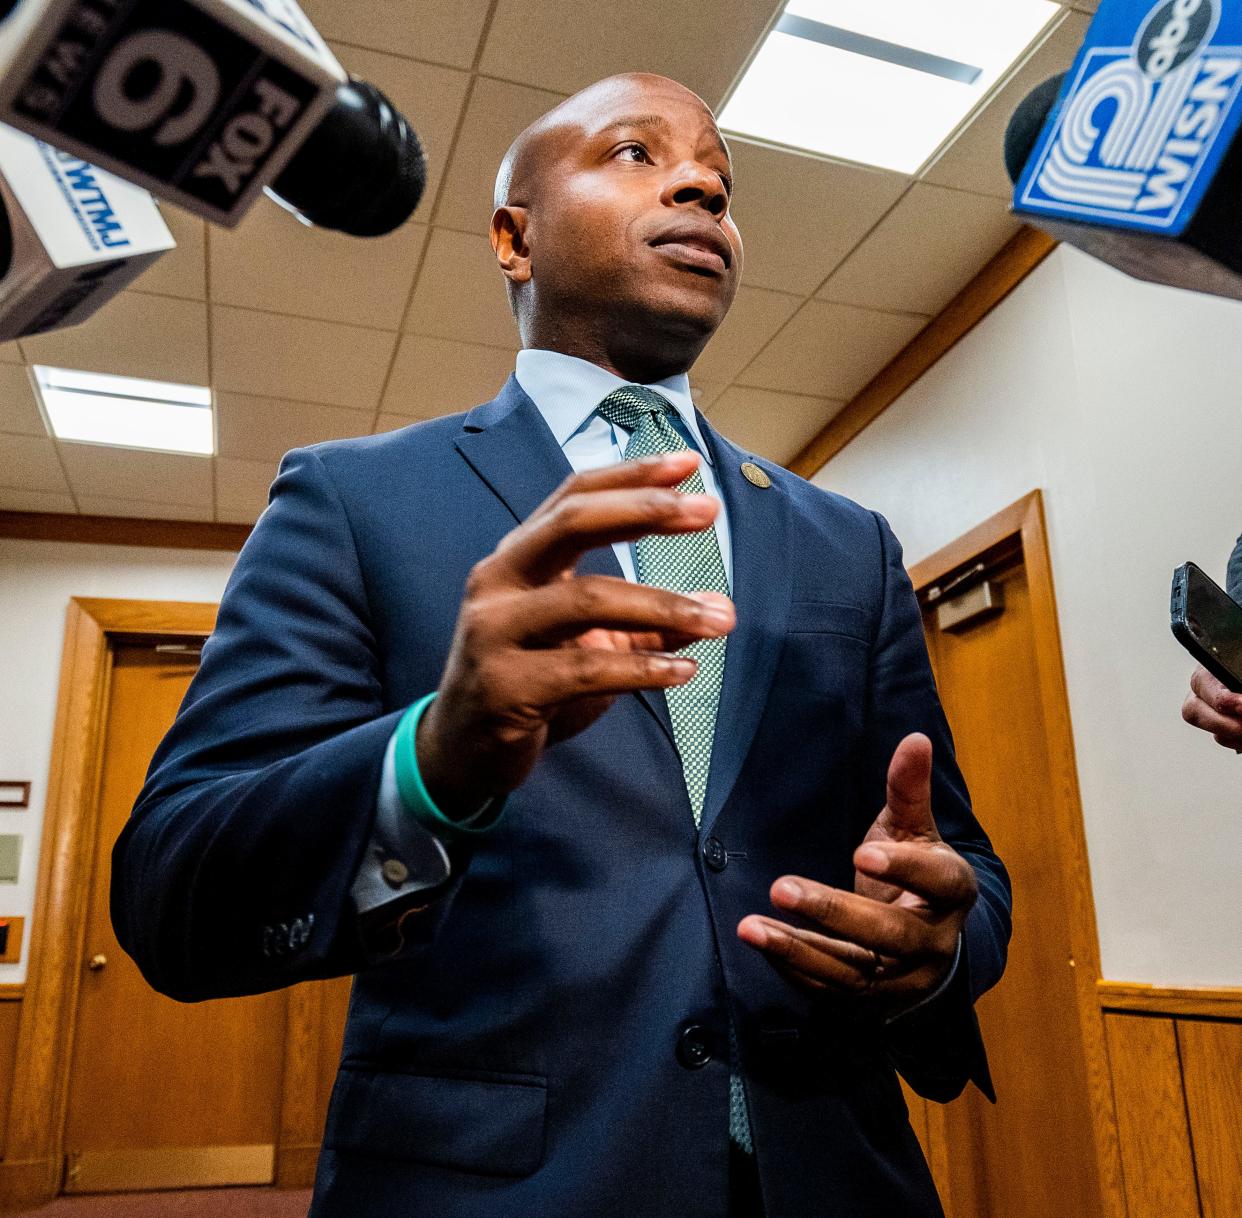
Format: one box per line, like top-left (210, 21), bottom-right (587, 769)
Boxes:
top-left (33, 365), bottom-right (214, 456)
top-left (719, 0), bottom-right (1060, 173)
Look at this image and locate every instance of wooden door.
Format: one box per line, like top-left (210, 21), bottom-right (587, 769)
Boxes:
top-left (63, 642), bottom-right (288, 1194)
top-left (910, 549), bottom-right (1103, 1218)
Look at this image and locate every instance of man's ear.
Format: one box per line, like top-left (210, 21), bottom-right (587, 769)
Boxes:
top-left (490, 206), bottom-right (532, 285)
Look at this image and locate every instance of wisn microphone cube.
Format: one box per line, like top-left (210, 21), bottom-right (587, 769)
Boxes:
top-left (1013, 0), bottom-right (1242, 298)
top-left (0, 123), bottom-right (173, 339)
top-left (0, 0), bottom-right (345, 226)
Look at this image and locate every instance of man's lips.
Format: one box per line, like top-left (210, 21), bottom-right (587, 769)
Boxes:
top-left (649, 224), bottom-right (733, 274)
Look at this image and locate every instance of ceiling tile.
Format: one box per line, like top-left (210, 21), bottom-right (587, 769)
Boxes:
top-left (0, 341), bottom-right (23, 364)
top-left (211, 306), bottom-right (397, 410)
top-left (403, 227), bottom-right (519, 348)
top-left (216, 457), bottom-right (279, 524)
top-left (479, 0), bottom-right (781, 107)
top-left (383, 335), bottom-right (516, 417)
top-left (296, 0), bottom-right (493, 70)
top-left (706, 385), bottom-right (844, 466)
top-left (0, 434), bottom-right (69, 493)
top-left (691, 285), bottom-right (800, 385)
top-left (1066, 1), bottom-right (1097, 10)
top-left (433, 76), bottom-right (566, 234)
top-left (0, 487), bottom-right (75, 512)
top-left (209, 200), bottom-right (428, 330)
top-left (736, 299), bottom-right (927, 399)
top-left (0, 364), bottom-right (43, 436)
top-left (130, 204), bottom-right (206, 300)
top-left (58, 444), bottom-right (214, 506)
top-left (819, 184), bottom-right (1022, 316)
top-left (726, 140), bottom-right (909, 295)
top-left (77, 496), bottom-right (208, 520)
top-left (921, 11), bottom-right (1091, 200)
top-left (323, 44), bottom-right (471, 218)
top-left (374, 412), bottom-right (421, 434)
top-left (215, 393), bottom-right (372, 461)
top-left (19, 293), bottom-right (209, 386)
top-left (689, 382), bottom-right (725, 410)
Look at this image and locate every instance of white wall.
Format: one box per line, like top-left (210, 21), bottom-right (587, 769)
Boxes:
top-left (0, 540), bottom-right (235, 984)
top-left (815, 245), bottom-right (1242, 987)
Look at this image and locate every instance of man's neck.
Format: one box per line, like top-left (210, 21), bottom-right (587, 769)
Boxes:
top-left (521, 321), bottom-right (702, 385)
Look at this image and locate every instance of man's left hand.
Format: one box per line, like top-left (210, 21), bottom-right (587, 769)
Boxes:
top-left (737, 733), bottom-right (977, 1011)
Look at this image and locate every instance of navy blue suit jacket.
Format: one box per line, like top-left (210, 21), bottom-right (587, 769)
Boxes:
top-left (112, 377), bottom-right (1011, 1218)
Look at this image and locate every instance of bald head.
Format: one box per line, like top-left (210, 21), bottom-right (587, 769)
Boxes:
top-left (486, 71), bottom-right (741, 375)
top-left (493, 73), bottom-right (717, 210)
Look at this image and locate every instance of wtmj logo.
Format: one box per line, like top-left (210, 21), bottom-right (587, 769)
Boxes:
top-left (1018, 0), bottom-right (1242, 232)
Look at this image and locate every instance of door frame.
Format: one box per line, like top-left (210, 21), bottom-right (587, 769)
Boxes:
top-left (0, 597), bottom-right (328, 1210)
top-left (908, 490), bottom-right (1126, 1218)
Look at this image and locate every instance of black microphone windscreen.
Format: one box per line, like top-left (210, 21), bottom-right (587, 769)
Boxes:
top-left (1004, 73), bottom-right (1066, 186)
top-left (271, 78), bottom-right (427, 237)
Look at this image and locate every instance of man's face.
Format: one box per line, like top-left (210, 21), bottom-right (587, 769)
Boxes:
top-left (519, 77), bottom-right (743, 343)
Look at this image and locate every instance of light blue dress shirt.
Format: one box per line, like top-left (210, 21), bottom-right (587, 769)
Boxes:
top-left (351, 349), bottom-right (733, 916)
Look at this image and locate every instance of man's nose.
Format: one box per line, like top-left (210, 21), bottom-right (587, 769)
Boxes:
top-left (661, 163), bottom-right (728, 217)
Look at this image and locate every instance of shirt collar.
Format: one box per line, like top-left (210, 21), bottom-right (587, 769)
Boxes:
top-left (514, 348), bottom-right (712, 464)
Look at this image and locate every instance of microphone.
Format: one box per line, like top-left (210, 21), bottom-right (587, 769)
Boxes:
top-left (0, 0), bottom-right (426, 236)
top-left (1005, 0), bottom-right (1242, 301)
top-left (0, 122), bottom-right (173, 340)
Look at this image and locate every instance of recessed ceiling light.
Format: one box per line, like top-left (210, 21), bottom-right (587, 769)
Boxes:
top-left (719, 0), bottom-right (1060, 174)
top-left (32, 366), bottom-right (214, 456)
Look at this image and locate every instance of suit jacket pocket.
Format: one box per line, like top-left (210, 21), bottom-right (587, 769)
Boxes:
top-left (786, 600), bottom-right (871, 642)
top-left (324, 1063), bottom-right (547, 1178)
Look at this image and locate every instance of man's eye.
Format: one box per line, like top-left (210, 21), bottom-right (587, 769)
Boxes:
top-left (617, 143), bottom-right (650, 163)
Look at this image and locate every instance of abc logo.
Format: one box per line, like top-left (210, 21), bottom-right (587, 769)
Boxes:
top-left (1137, 0), bottom-right (1216, 80)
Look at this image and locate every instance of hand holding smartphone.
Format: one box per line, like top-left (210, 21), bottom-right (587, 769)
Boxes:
top-left (1171, 562), bottom-right (1242, 693)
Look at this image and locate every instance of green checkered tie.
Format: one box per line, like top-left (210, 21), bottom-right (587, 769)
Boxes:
top-left (595, 385), bottom-right (753, 1155)
top-left (595, 385), bottom-right (728, 824)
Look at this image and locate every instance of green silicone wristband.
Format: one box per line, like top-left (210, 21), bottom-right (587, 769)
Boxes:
top-left (392, 692), bottom-right (506, 837)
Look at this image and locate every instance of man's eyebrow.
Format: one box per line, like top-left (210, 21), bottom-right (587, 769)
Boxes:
top-left (597, 114), bottom-right (732, 166)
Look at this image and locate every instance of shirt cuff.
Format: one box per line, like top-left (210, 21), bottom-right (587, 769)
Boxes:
top-left (882, 933), bottom-right (963, 1027)
top-left (350, 731), bottom-right (454, 917)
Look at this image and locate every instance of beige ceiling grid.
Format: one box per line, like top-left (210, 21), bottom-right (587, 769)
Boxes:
top-left (0, 0), bottom-right (1095, 523)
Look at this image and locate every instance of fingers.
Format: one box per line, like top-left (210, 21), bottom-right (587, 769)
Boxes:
top-left (1190, 664), bottom-right (1242, 715)
top-left (490, 456), bottom-right (718, 587)
top-left (854, 841), bottom-right (978, 910)
top-left (488, 646), bottom-right (700, 710)
top-left (512, 576), bottom-right (735, 647)
top-left (883, 733), bottom-right (938, 839)
top-left (737, 916), bottom-right (881, 994)
top-left (763, 876), bottom-right (918, 959)
top-left (1182, 688), bottom-right (1242, 749)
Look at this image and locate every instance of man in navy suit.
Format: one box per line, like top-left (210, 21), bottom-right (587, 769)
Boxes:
top-left (113, 73), bottom-right (1010, 1217)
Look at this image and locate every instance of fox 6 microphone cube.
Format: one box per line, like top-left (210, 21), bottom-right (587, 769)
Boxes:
top-left (0, 122), bottom-right (173, 339)
top-left (0, 0), bottom-right (346, 227)
top-left (1012, 0), bottom-right (1242, 299)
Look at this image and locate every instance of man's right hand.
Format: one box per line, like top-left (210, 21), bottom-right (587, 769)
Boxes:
top-left (416, 451), bottom-right (735, 816)
top-left (1182, 664), bottom-right (1242, 751)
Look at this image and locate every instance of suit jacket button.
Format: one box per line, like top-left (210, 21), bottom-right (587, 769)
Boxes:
top-left (702, 836), bottom-right (727, 872)
top-left (677, 1024), bottom-right (713, 1069)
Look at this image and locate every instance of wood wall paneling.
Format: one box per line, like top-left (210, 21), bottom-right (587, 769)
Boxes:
top-left (1177, 1019), bottom-right (1242, 1218)
top-left (1104, 1012), bottom-right (1199, 1218)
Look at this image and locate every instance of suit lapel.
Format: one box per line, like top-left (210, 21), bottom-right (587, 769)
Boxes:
top-left (454, 377), bottom-right (677, 747)
top-left (698, 420), bottom-right (793, 836)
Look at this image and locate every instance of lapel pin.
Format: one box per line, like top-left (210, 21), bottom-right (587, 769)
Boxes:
top-left (740, 461), bottom-right (771, 489)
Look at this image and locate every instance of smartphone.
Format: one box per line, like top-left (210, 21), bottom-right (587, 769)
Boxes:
top-left (1171, 562), bottom-right (1242, 693)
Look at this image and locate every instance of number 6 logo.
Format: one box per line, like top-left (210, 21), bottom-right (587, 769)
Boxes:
top-left (93, 30), bottom-right (221, 147)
